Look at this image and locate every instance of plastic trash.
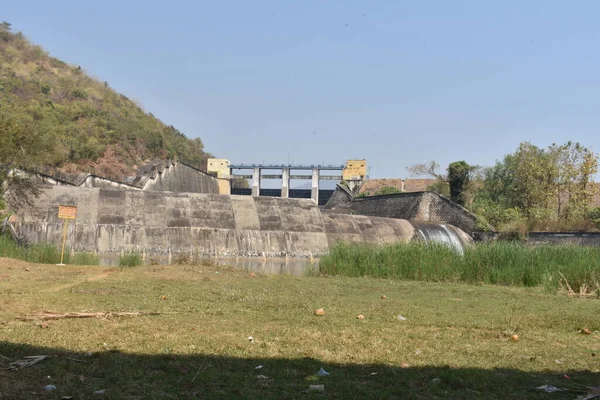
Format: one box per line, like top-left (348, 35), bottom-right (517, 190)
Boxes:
top-left (257, 375), bottom-right (268, 379)
top-left (317, 367), bottom-right (330, 376)
top-left (537, 385), bottom-right (562, 393)
top-left (397, 315), bottom-right (407, 321)
top-left (248, 336), bottom-right (254, 343)
top-left (309, 384), bottom-right (325, 392)
top-left (43, 385), bottom-right (57, 392)
top-left (94, 389), bottom-right (105, 395)
top-left (255, 365), bottom-right (263, 370)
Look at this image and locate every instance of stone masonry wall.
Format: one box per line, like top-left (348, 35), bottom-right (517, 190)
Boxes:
top-left (349, 192), bottom-right (479, 235)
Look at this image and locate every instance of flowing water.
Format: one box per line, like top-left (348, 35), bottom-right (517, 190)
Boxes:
top-left (409, 221), bottom-right (468, 255)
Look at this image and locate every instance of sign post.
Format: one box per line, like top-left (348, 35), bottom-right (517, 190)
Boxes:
top-left (57, 205), bottom-right (77, 266)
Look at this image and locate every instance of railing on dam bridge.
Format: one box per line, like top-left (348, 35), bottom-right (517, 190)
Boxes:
top-left (230, 188), bottom-right (336, 206)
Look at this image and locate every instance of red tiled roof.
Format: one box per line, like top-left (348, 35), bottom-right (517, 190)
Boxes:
top-left (359, 179), bottom-right (403, 194)
top-left (403, 179), bottom-right (439, 192)
top-left (359, 179), bottom-right (439, 194)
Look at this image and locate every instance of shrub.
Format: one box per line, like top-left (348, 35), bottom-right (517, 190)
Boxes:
top-left (588, 207), bottom-right (600, 226)
top-left (119, 252), bottom-right (143, 267)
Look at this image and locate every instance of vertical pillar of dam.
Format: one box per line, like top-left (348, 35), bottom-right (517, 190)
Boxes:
top-left (252, 167), bottom-right (261, 197)
top-left (311, 168), bottom-right (319, 204)
top-left (281, 167), bottom-right (290, 198)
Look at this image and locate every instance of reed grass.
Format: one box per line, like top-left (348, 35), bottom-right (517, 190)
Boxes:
top-left (319, 242), bottom-right (600, 294)
top-left (119, 252), bottom-right (143, 267)
top-left (0, 234), bottom-right (99, 265)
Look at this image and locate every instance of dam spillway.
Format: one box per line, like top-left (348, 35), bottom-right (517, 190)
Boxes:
top-left (13, 187), bottom-right (472, 257)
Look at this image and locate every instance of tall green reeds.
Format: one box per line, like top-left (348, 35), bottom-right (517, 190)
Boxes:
top-left (0, 234), bottom-right (99, 265)
top-left (319, 242), bottom-right (600, 294)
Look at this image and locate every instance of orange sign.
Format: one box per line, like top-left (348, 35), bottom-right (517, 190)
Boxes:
top-left (58, 205), bottom-right (77, 220)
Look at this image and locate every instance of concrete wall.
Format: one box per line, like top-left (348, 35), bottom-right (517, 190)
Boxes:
top-left (14, 186), bottom-right (423, 257)
top-left (141, 162), bottom-right (219, 193)
top-left (80, 176), bottom-right (139, 190)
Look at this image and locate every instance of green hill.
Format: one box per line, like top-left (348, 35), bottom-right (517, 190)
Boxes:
top-left (0, 22), bottom-right (211, 180)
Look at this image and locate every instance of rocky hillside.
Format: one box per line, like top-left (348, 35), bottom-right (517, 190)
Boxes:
top-left (0, 22), bottom-right (211, 180)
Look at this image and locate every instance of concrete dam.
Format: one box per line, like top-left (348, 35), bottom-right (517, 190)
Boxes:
top-left (13, 186), bottom-right (472, 257)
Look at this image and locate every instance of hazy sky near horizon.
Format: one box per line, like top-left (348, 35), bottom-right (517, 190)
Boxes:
top-left (4, 1), bottom-right (600, 179)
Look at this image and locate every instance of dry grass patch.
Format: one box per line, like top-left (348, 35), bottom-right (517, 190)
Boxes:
top-left (0, 259), bottom-right (599, 398)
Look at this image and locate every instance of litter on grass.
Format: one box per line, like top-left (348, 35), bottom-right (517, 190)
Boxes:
top-left (22, 311), bottom-right (173, 321)
top-left (537, 385), bottom-right (563, 393)
top-left (9, 355), bottom-right (48, 370)
top-left (318, 367), bottom-right (330, 376)
top-left (309, 384), bottom-right (325, 392)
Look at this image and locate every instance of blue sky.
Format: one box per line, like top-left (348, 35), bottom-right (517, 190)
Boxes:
top-left (4, 1), bottom-right (600, 179)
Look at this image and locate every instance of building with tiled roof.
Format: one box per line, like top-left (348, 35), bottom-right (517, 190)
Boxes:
top-left (359, 179), bottom-right (439, 194)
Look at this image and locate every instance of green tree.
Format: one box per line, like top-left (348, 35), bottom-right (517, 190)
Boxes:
top-left (477, 141), bottom-right (598, 225)
top-left (549, 141), bottom-right (598, 220)
top-left (510, 142), bottom-right (557, 217)
top-left (409, 160), bottom-right (478, 203)
top-left (0, 108), bottom-right (55, 212)
top-left (447, 161), bottom-right (474, 206)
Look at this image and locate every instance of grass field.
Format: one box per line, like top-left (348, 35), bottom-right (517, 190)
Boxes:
top-left (1, 257), bottom-right (599, 399)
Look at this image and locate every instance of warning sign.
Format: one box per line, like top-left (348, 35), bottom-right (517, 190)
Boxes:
top-left (58, 205), bottom-right (77, 220)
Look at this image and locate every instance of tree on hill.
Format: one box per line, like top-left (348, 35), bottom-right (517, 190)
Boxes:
top-left (0, 107), bottom-right (55, 212)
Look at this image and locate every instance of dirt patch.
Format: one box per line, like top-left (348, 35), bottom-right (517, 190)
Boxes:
top-left (41, 270), bottom-right (115, 293)
top-left (0, 257), bottom-right (36, 270)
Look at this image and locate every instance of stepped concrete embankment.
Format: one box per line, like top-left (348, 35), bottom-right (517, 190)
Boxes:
top-left (14, 187), bottom-right (433, 257)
